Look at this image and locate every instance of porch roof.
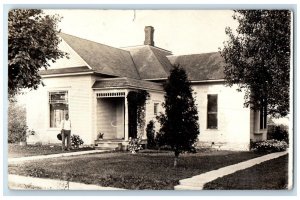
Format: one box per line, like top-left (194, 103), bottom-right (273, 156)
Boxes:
top-left (92, 78), bottom-right (163, 91)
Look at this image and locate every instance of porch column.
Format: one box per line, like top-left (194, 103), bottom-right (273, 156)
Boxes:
top-left (124, 97), bottom-right (129, 141)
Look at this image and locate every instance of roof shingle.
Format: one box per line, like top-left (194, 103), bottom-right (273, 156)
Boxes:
top-left (45, 33), bottom-right (225, 82)
top-left (122, 45), bottom-right (173, 79)
top-left (167, 52), bottom-right (225, 81)
top-left (92, 78), bottom-right (163, 91)
top-left (59, 33), bottom-right (140, 79)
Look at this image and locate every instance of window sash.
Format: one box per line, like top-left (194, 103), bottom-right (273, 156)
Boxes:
top-left (49, 91), bottom-right (69, 128)
top-left (154, 103), bottom-right (159, 115)
top-left (49, 91), bottom-right (68, 104)
top-left (260, 105), bottom-right (267, 129)
top-left (207, 94), bottom-right (218, 129)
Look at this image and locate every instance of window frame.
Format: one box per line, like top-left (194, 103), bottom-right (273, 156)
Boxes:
top-left (259, 105), bottom-right (267, 130)
top-left (207, 94), bottom-right (218, 129)
top-left (48, 90), bottom-right (69, 129)
top-left (154, 102), bottom-right (159, 116)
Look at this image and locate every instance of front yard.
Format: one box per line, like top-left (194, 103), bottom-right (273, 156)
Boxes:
top-left (8, 144), bottom-right (95, 158)
top-left (9, 149), bottom-right (268, 190)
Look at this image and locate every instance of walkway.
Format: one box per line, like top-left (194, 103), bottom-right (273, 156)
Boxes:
top-left (8, 174), bottom-right (125, 190)
top-left (8, 150), bottom-right (109, 164)
top-left (174, 151), bottom-right (288, 190)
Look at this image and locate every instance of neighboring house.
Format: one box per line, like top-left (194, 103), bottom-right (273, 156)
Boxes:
top-left (26, 26), bottom-right (267, 150)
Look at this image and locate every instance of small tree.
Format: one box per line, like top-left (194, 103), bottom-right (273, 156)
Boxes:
top-left (157, 65), bottom-right (200, 167)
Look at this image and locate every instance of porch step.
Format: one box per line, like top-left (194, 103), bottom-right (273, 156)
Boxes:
top-left (95, 139), bottom-right (124, 143)
top-left (94, 140), bottom-right (123, 151)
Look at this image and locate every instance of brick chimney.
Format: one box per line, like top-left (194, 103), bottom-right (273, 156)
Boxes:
top-left (144, 26), bottom-right (154, 46)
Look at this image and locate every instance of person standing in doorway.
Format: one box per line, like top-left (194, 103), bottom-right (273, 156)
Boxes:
top-left (61, 114), bottom-right (71, 151)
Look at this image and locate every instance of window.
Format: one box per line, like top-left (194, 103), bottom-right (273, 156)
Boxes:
top-left (207, 94), bottom-right (218, 129)
top-left (49, 91), bottom-right (69, 128)
top-left (154, 103), bottom-right (159, 116)
top-left (260, 105), bottom-right (267, 129)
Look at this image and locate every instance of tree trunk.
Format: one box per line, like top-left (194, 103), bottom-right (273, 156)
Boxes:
top-left (174, 151), bottom-right (179, 167)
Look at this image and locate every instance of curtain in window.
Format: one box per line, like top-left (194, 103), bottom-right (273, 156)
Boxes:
top-left (49, 91), bottom-right (69, 128)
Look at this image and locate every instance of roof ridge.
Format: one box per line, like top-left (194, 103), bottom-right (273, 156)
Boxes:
top-left (149, 46), bottom-right (173, 76)
top-left (127, 51), bottom-right (141, 80)
top-left (122, 45), bottom-right (172, 54)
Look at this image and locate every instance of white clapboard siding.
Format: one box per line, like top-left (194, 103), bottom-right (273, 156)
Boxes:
top-left (250, 110), bottom-right (255, 141)
top-left (27, 75), bottom-right (94, 145)
top-left (193, 83), bottom-right (251, 150)
top-left (144, 91), bottom-right (165, 138)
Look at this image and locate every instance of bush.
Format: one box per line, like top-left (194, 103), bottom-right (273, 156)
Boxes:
top-left (146, 120), bottom-right (156, 149)
top-left (251, 139), bottom-right (288, 153)
top-left (128, 137), bottom-right (143, 153)
top-left (155, 131), bottom-right (166, 148)
top-left (71, 134), bottom-right (84, 148)
top-left (8, 102), bottom-right (27, 143)
top-left (268, 125), bottom-right (289, 144)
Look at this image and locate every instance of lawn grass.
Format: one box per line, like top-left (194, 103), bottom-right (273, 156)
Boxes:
top-left (8, 144), bottom-right (95, 158)
top-left (8, 150), bottom-right (267, 190)
top-left (203, 154), bottom-right (289, 190)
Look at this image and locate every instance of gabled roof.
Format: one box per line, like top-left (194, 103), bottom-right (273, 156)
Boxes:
top-left (92, 77), bottom-right (163, 91)
top-left (59, 33), bottom-right (140, 79)
top-left (122, 45), bottom-right (173, 79)
top-left (167, 52), bottom-right (225, 81)
top-left (43, 33), bottom-right (226, 83)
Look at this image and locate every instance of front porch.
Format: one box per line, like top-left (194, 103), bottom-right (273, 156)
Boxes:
top-left (94, 89), bottom-right (142, 150)
top-left (92, 78), bottom-right (164, 150)
top-left (96, 95), bottom-right (126, 140)
top-left (95, 90), bottom-right (128, 150)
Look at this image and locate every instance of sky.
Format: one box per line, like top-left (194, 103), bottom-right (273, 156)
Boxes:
top-left (44, 10), bottom-right (238, 55)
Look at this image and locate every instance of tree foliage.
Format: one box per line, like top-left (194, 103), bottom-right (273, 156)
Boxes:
top-left (8, 102), bottom-right (27, 143)
top-left (221, 10), bottom-right (291, 117)
top-left (157, 65), bottom-right (199, 166)
top-left (8, 9), bottom-right (67, 97)
top-left (127, 90), bottom-right (150, 139)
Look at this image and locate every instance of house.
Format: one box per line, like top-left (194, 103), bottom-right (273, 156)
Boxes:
top-left (25, 26), bottom-right (267, 150)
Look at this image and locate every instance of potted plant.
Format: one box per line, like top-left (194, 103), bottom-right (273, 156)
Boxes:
top-left (97, 132), bottom-right (104, 140)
